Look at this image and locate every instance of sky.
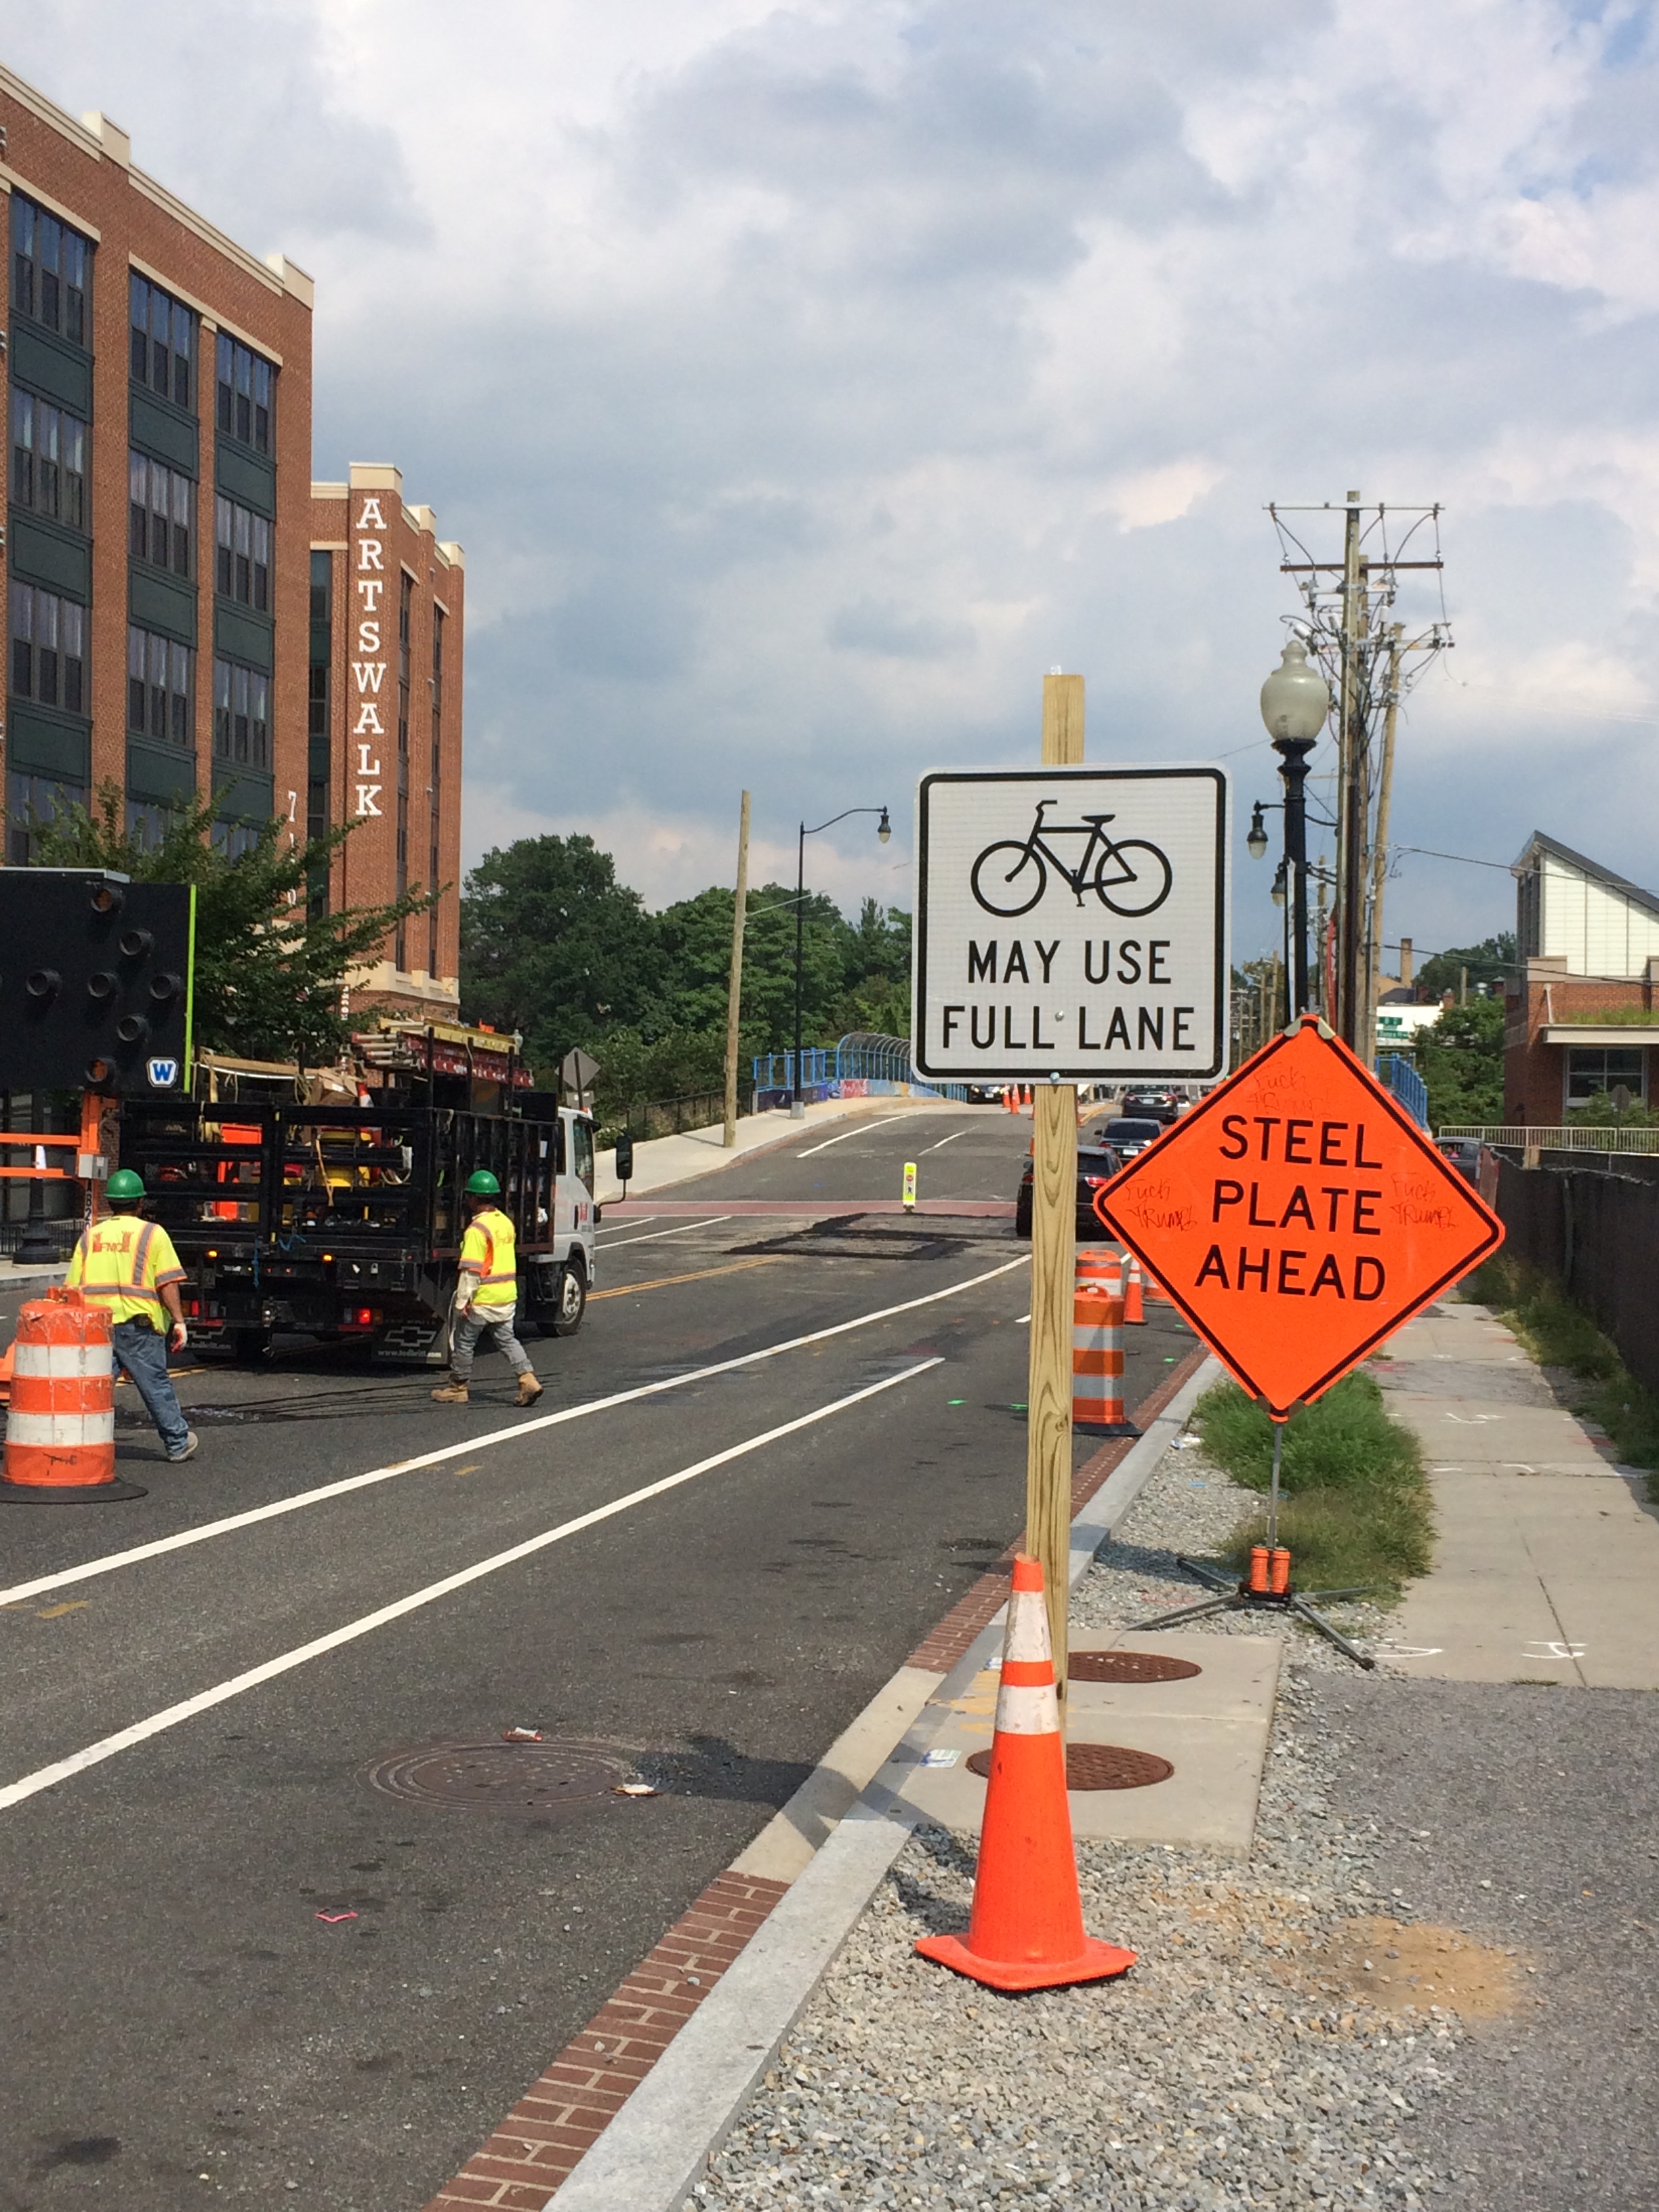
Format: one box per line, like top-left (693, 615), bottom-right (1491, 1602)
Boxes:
top-left (11, 0), bottom-right (1659, 965)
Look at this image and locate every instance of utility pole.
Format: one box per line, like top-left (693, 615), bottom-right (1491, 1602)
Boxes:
top-left (723, 790), bottom-right (750, 1148)
top-left (1026, 672), bottom-right (1082, 1700)
top-left (1335, 492), bottom-right (1368, 1052)
top-left (1362, 625), bottom-right (1404, 1065)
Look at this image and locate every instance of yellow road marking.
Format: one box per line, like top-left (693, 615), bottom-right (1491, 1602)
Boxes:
top-left (452, 1464), bottom-right (484, 1479)
top-left (36, 1601), bottom-right (89, 1620)
top-left (590, 1256), bottom-right (787, 1302)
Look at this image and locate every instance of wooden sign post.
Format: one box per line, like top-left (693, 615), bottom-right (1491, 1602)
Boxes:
top-left (1025, 672), bottom-right (1083, 1697)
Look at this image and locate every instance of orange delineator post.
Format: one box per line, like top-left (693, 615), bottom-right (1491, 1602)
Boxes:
top-left (1123, 1255), bottom-right (1145, 1326)
top-left (1072, 1256), bottom-right (1134, 1436)
top-left (0, 1288), bottom-right (145, 1502)
top-left (916, 1554), bottom-right (1136, 1992)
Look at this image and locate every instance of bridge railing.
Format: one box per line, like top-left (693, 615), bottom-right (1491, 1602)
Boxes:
top-left (750, 1034), bottom-right (972, 1105)
top-left (1439, 1124), bottom-right (1659, 1155)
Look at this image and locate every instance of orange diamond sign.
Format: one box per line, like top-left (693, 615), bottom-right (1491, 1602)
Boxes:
top-left (1093, 1014), bottom-right (1504, 1416)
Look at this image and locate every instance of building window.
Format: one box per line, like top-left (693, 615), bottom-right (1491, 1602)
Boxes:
top-left (129, 452), bottom-right (193, 576)
top-left (1565, 1048), bottom-right (1646, 1111)
top-left (129, 273), bottom-right (194, 410)
top-left (215, 333), bottom-right (273, 455)
top-left (125, 800), bottom-right (172, 850)
top-left (9, 582), bottom-right (87, 713)
top-left (215, 495), bottom-right (270, 610)
top-left (10, 194), bottom-right (90, 346)
top-left (6, 771), bottom-right (83, 866)
top-left (127, 626), bottom-right (192, 747)
top-left (213, 657), bottom-right (270, 769)
top-left (11, 390), bottom-right (89, 529)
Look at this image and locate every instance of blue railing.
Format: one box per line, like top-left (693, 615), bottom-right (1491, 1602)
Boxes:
top-left (752, 1033), bottom-right (970, 1104)
top-left (1380, 1053), bottom-right (1429, 1128)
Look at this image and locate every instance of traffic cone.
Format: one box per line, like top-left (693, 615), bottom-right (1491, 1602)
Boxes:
top-left (0, 1340), bottom-right (12, 1407)
top-left (916, 1555), bottom-right (1136, 1992)
top-left (1123, 1256), bottom-right (1145, 1326)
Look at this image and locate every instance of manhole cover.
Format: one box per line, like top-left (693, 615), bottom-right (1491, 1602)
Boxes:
top-left (1067, 1651), bottom-right (1202, 1684)
top-left (966, 1743), bottom-right (1174, 1790)
top-left (365, 1739), bottom-right (633, 1812)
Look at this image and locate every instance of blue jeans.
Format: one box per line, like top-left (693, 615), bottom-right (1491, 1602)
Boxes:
top-left (111, 1319), bottom-right (191, 1457)
top-left (450, 1301), bottom-right (532, 1383)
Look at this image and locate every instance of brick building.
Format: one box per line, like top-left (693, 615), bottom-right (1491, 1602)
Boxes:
top-left (2, 69), bottom-right (312, 860)
top-left (1505, 832), bottom-right (1659, 1124)
top-left (309, 468), bottom-right (463, 1019)
top-left (2, 66), bottom-right (464, 1023)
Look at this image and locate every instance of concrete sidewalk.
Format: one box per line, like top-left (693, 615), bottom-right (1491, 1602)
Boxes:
top-left (594, 1096), bottom-right (966, 1205)
top-left (1378, 1300), bottom-right (1659, 1688)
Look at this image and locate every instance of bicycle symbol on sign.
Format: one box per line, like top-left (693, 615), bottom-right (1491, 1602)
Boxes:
top-left (969, 798), bottom-right (1172, 919)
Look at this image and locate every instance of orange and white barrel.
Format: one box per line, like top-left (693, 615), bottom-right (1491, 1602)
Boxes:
top-left (1, 1290), bottom-right (143, 1502)
top-left (1072, 1260), bottom-right (1132, 1434)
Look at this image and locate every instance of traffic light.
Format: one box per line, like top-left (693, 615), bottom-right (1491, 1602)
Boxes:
top-left (0, 871), bottom-right (194, 1094)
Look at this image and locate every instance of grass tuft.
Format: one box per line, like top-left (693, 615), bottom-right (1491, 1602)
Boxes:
top-left (1191, 1371), bottom-right (1433, 1599)
top-left (1465, 1253), bottom-right (1659, 1494)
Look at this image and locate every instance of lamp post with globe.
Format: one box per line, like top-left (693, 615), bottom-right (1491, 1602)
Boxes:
top-left (1253, 639), bottom-right (1330, 1019)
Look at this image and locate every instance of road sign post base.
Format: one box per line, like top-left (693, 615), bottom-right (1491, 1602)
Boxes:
top-left (1128, 1555), bottom-right (1376, 1669)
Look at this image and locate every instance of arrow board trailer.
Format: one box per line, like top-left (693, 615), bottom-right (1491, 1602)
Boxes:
top-left (912, 766), bottom-right (1230, 1083)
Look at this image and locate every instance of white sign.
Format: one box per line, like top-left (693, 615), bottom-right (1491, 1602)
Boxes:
top-left (912, 766), bottom-right (1229, 1081)
top-left (351, 497), bottom-right (388, 818)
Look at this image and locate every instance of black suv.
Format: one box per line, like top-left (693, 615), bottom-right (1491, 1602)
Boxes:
top-left (1015, 1141), bottom-right (1123, 1240)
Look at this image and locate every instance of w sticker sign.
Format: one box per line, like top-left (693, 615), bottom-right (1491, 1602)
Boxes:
top-left (146, 1058), bottom-right (180, 1090)
top-left (912, 766), bottom-right (1229, 1080)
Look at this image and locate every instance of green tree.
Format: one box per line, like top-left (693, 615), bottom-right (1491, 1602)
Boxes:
top-left (831, 899), bottom-right (912, 1036)
top-left (1415, 933), bottom-right (1515, 1001)
top-left (31, 785), bottom-right (434, 1063)
top-left (460, 835), bottom-right (665, 1071)
top-left (1418, 995), bottom-right (1505, 1128)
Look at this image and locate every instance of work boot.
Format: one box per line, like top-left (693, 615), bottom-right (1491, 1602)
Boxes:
top-left (430, 1380), bottom-right (469, 1404)
top-left (516, 1373), bottom-right (545, 1407)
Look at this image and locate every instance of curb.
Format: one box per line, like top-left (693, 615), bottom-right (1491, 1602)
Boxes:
top-left (541, 1351), bottom-right (1222, 2212)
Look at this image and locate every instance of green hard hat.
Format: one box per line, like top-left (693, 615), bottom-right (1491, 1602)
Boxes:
top-left (464, 1170), bottom-right (501, 1197)
top-left (106, 1168), bottom-right (146, 1202)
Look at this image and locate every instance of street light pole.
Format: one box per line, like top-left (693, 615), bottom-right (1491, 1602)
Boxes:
top-left (792, 804), bottom-right (891, 1120)
top-left (1258, 636), bottom-right (1330, 1022)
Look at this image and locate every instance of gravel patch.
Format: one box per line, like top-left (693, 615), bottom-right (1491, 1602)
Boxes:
top-left (697, 1450), bottom-right (1475, 2211)
top-left (1071, 1435), bottom-right (1399, 1671)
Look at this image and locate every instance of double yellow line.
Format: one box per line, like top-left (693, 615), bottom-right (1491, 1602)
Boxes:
top-left (590, 1254), bottom-right (786, 1303)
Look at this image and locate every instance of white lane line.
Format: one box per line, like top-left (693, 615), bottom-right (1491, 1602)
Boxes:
top-left (0, 1361), bottom-right (944, 1816)
top-left (595, 1216), bottom-right (731, 1250)
top-left (924, 1131), bottom-right (967, 1151)
top-left (0, 1256), bottom-right (1029, 1610)
top-left (796, 1118), bottom-right (909, 1158)
top-left (596, 1215), bottom-right (659, 1237)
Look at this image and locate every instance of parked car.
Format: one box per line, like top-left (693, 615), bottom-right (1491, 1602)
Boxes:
top-left (1015, 1141), bottom-right (1124, 1240)
top-left (1099, 1116), bottom-right (1166, 1159)
top-left (1435, 1136), bottom-right (1482, 1185)
top-left (1122, 1089), bottom-right (1181, 1126)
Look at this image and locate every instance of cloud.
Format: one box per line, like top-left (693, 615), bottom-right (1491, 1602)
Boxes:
top-left (14, 0), bottom-right (1659, 952)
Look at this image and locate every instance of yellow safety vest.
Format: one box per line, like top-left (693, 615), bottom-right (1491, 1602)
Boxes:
top-left (459, 1206), bottom-right (518, 1307)
top-left (66, 1215), bottom-right (187, 1328)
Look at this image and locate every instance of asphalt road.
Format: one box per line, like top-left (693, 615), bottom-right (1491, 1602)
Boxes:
top-left (1, 1103), bottom-right (1192, 2210)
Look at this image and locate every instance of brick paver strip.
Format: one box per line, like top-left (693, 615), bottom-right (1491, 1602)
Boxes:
top-left (424, 1341), bottom-right (1208, 2208)
top-left (422, 1870), bottom-right (789, 2210)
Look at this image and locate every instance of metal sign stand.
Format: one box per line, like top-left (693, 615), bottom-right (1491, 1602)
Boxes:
top-left (1133, 1414), bottom-right (1377, 1668)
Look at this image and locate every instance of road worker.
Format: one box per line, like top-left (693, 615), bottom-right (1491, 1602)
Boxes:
top-left (430, 1170), bottom-right (545, 1408)
top-left (64, 1168), bottom-right (198, 1463)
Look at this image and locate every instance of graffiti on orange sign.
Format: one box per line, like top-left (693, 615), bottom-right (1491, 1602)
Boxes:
top-left (1094, 1014), bottom-right (1503, 1417)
